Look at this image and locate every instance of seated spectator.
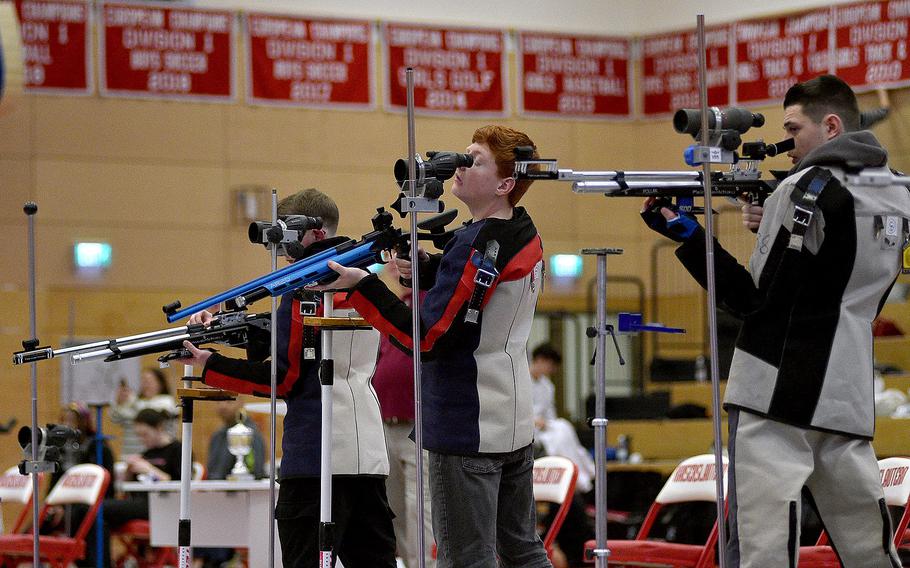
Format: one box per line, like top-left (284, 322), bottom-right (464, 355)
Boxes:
top-left (531, 344), bottom-right (595, 492)
top-left (530, 344), bottom-right (595, 568)
top-left (73, 408), bottom-right (182, 568)
top-left (111, 368), bottom-right (177, 455)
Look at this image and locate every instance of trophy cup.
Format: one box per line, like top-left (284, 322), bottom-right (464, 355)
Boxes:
top-left (226, 412), bottom-right (255, 481)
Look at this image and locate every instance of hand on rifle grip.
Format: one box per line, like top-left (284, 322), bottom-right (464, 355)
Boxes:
top-left (393, 247), bottom-right (428, 288)
top-left (176, 340), bottom-right (213, 369)
top-left (739, 201), bottom-right (764, 234)
top-left (640, 197), bottom-right (702, 243)
top-left (188, 310), bottom-right (215, 326)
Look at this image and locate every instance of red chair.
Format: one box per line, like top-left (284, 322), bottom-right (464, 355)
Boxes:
top-left (112, 461), bottom-right (206, 568)
top-left (533, 456), bottom-right (579, 559)
top-left (0, 463), bottom-right (110, 568)
top-left (798, 457), bottom-right (910, 567)
top-left (0, 466), bottom-right (39, 535)
top-left (584, 453), bottom-right (728, 567)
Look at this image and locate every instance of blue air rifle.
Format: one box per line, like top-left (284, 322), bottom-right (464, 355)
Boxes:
top-left (11, 208), bottom-right (459, 366)
top-left (162, 207), bottom-right (460, 323)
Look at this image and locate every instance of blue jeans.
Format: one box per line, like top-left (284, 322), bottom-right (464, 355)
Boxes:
top-left (429, 444), bottom-right (551, 568)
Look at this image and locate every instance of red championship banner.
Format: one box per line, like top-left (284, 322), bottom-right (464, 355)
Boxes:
top-left (834, 1), bottom-right (910, 90)
top-left (517, 32), bottom-right (631, 118)
top-left (100, 2), bottom-right (234, 101)
top-left (641, 26), bottom-right (730, 116)
top-left (384, 22), bottom-right (506, 115)
top-left (246, 14), bottom-right (373, 108)
top-left (735, 9), bottom-right (831, 105)
top-left (14, 0), bottom-right (91, 94)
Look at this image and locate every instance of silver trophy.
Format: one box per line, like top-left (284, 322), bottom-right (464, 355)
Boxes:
top-left (226, 413), bottom-right (255, 481)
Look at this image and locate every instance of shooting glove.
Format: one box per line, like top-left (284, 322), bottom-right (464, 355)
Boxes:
top-left (641, 198), bottom-right (703, 243)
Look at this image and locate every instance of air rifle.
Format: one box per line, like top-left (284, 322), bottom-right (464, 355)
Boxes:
top-left (12, 310), bottom-right (270, 366)
top-left (162, 207), bottom-right (460, 323)
top-left (512, 106), bottom-right (794, 211)
top-left (512, 151), bottom-right (785, 208)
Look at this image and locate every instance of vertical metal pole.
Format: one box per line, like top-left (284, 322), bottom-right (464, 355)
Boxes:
top-left (269, 190), bottom-right (279, 568)
top-left (24, 202), bottom-right (40, 567)
top-left (406, 67), bottom-right (428, 568)
top-left (178, 365), bottom-right (194, 568)
top-left (696, 15), bottom-right (728, 567)
top-left (94, 405), bottom-right (105, 568)
top-left (318, 292), bottom-right (335, 567)
top-left (591, 251), bottom-right (609, 568)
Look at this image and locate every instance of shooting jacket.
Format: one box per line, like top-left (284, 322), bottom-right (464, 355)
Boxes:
top-left (202, 291), bottom-right (388, 479)
top-left (675, 131), bottom-right (910, 438)
top-left (348, 206), bottom-right (544, 455)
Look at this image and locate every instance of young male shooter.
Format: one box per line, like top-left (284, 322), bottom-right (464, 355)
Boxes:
top-left (313, 126), bottom-right (552, 568)
top-left (642, 75), bottom-right (910, 567)
top-left (179, 188), bottom-right (397, 568)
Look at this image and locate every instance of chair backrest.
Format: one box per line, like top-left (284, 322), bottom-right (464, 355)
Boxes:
top-left (0, 466), bottom-right (33, 505)
top-left (655, 453), bottom-right (728, 505)
top-left (880, 457), bottom-right (910, 547)
top-left (879, 457), bottom-right (910, 508)
top-left (532, 456), bottom-right (578, 556)
top-left (637, 453), bottom-right (729, 565)
top-left (533, 456), bottom-right (578, 503)
top-left (0, 466), bottom-right (36, 534)
top-left (44, 463), bottom-right (110, 543)
top-left (192, 461), bottom-right (206, 481)
top-left (45, 463), bottom-right (109, 507)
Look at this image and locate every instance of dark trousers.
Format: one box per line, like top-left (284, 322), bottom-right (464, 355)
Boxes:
top-left (275, 476), bottom-right (397, 568)
top-left (429, 444), bottom-right (551, 568)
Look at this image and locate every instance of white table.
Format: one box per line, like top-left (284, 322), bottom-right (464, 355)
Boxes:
top-left (122, 480), bottom-right (282, 567)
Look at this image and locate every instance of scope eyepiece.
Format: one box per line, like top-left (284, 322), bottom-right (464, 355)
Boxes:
top-left (674, 107), bottom-right (765, 137)
top-left (248, 215), bottom-right (323, 245)
top-left (765, 137), bottom-right (794, 157)
top-left (740, 137), bottom-right (795, 161)
top-left (394, 151), bottom-right (474, 184)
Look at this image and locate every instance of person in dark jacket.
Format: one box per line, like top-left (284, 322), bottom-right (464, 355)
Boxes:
top-left (642, 75), bottom-right (909, 567)
top-left (178, 188), bottom-right (396, 568)
top-left (313, 125), bottom-right (551, 568)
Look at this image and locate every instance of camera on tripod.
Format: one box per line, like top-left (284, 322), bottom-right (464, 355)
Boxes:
top-left (18, 424), bottom-right (80, 473)
top-left (393, 151), bottom-right (474, 200)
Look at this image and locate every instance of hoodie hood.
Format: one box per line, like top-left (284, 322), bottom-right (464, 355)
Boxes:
top-left (790, 130), bottom-right (888, 174)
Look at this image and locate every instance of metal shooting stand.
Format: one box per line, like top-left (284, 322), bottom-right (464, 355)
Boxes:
top-left (306, 306), bottom-right (372, 566)
top-left (583, 249), bottom-right (685, 567)
top-left (172, 366), bottom-right (236, 568)
top-left (397, 67), bottom-right (438, 568)
top-left (18, 201), bottom-right (47, 568)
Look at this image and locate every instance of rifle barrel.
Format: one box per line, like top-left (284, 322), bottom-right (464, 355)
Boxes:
top-left (165, 244), bottom-right (343, 323)
top-left (573, 180), bottom-right (705, 193)
top-left (72, 333), bottom-right (193, 363)
top-left (13, 325), bottom-right (191, 365)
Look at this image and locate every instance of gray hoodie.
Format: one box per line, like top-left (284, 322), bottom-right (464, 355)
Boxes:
top-left (791, 130), bottom-right (888, 174)
top-left (677, 129), bottom-right (910, 437)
